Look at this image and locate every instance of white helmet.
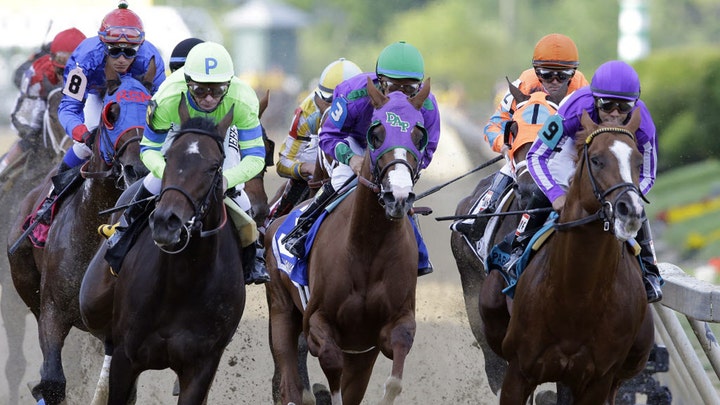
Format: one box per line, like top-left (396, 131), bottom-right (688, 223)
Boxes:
top-left (317, 58), bottom-right (363, 100)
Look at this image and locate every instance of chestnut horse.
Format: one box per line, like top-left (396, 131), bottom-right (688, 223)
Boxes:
top-left (6, 60), bottom-right (152, 404)
top-left (100, 101), bottom-right (244, 404)
top-left (0, 88), bottom-right (70, 404)
top-left (265, 77), bottom-right (430, 405)
top-left (451, 86), bottom-right (558, 393)
top-left (482, 111), bottom-right (654, 404)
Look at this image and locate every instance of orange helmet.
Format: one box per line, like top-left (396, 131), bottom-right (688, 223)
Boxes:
top-left (98, 1), bottom-right (145, 45)
top-left (532, 33), bottom-right (579, 69)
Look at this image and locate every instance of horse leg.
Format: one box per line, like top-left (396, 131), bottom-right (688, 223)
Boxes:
top-left (89, 341), bottom-right (113, 405)
top-left (175, 356), bottom-right (224, 405)
top-left (573, 376), bottom-right (615, 405)
top-left (0, 270), bottom-right (28, 404)
top-left (306, 313), bottom-right (343, 404)
top-left (479, 271), bottom-right (511, 357)
top-left (107, 345), bottom-right (140, 405)
top-left (36, 310), bottom-right (71, 404)
top-left (498, 360), bottom-right (534, 405)
top-left (339, 349), bottom-right (379, 405)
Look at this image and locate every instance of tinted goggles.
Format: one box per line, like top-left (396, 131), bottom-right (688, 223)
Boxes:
top-left (188, 82), bottom-right (230, 99)
top-left (382, 78), bottom-right (421, 96)
top-left (535, 68), bottom-right (575, 82)
top-left (595, 98), bottom-right (635, 114)
top-left (106, 45), bottom-right (139, 59)
top-left (99, 26), bottom-right (144, 44)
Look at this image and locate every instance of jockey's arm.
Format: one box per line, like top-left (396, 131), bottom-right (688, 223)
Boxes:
top-left (223, 124), bottom-right (265, 189)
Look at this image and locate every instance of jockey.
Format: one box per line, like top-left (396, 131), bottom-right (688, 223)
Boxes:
top-left (283, 41), bottom-right (441, 276)
top-left (168, 37), bottom-right (205, 73)
top-left (454, 33), bottom-right (589, 241)
top-left (271, 58), bottom-right (363, 219)
top-left (4, 27), bottom-right (86, 176)
top-left (98, 41), bottom-right (270, 285)
top-left (36, 1), bottom-right (166, 221)
top-left (517, 60), bottom-right (662, 303)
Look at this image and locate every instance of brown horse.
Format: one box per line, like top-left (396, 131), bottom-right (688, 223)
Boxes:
top-left (100, 101), bottom-right (244, 404)
top-left (482, 111), bottom-right (654, 404)
top-left (6, 60), bottom-right (152, 405)
top-left (451, 85), bottom-right (558, 393)
top-left (265, 78), bottom-right (430, 405)
top-left (0, 87), bottom-right (70, 404)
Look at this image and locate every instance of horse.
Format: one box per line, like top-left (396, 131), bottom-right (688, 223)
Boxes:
top-left (450, 84), bottom-right (558, 394)
top-left (98, 99), bottom-right (245, 404)
top-left (6, 59), bottom-right (153, 405)
top-left (265, 77), bottom-right (431, 405)
top-left (0, 87), bottom-right (70, 404)
top-left (480, 110), bottom-right (655, 404)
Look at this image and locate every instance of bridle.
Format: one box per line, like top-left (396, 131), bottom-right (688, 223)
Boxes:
top-left (154, 128), bottom-right (228, 254)
top-left (555, 127), bottom-right (648, 231)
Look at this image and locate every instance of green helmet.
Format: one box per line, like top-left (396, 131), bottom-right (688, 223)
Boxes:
top-left (184, 41), bottom-right (234, 83)
top-left (375, 41), bottom-right (424, 81)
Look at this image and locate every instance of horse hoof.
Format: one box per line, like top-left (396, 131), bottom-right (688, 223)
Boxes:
top-left (312, 383), bottom-right (331, 405)
top-left (535, 390), bottom-right (557, 405)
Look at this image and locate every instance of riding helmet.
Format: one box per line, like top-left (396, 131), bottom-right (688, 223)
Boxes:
top-left (50, 28), bottom-right (86, 68)
top-left (376, 41), bottom-right (424, 81)
top-left (590, 60), bottom-right (641, 101)
top-left (98, 1), bottom-right (145, 45)
top-left (184, 41), bottom-right (235, 83)
top-left (317, 58), bottom-right (363, 100)
top-left (532, 33), bottom-right (579, 69)
top-left (170, 38), bottom-right (205, 72)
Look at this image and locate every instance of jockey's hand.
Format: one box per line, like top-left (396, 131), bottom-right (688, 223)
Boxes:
top-left (501, 144), bottom-right (511, 158)
top-left (81, 131), bottom-right (95, 147)
top-left (552, 195), bottom-right (566, 213)
top-left (300, 162), bottom-right (315, 179)
top-left (349, 155), bottom-right (363, 176)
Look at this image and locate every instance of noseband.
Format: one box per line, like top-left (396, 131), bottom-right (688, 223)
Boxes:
top-left (555, 127), bottom-right (648, 231)
top-left (155, 128), bottom-right (228, 253)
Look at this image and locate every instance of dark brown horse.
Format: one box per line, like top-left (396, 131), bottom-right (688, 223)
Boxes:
top-left (0, 88), bottom-right (70, 404)
top-left (451, 86), bottom-right (558, 393)
top-left (6, 60), bottom-right (152, 405)
top-left (265, 78), bottom-right (430, 405)
top-left (99, 101), bottom-right (244, 404)
top-left (482, 111), bottom-right (654, 404)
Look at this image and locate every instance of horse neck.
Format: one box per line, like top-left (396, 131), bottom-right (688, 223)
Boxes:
top-left (346, 176), bottom-right (405, 252)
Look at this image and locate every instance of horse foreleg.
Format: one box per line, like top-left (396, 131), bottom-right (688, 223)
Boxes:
top-left (306, 313), bottom-right (343, 404)
top-left (36, 309), bottom-right (71, 404)
top-left (376, 313), bottom-right (415, 405)
top-left (338, 348), bottom-right (379, 405)
top-left (89, 345), bottom-right (113, 405)
top-left (479, 271), bottom-right (511, 357)
top-left (499, 360), bottom-right (534, 405)
top-left (175, 355), bottom-right (223, 405)
top-left (108, 346), bottom-right (140, 405)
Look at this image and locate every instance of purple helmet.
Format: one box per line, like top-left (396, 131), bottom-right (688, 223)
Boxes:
top-left (590, 60), bottom-right (640, 101)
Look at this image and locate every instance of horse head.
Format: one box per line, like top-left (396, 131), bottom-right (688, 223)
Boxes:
top-left (84, 58), bottom-right (154, 188)
top-left (365, 76), bottom-right (430, 219)
top-left (149, 94), bottom-right (233, 249)
top-left (568, 110), bottom-right (645, 241)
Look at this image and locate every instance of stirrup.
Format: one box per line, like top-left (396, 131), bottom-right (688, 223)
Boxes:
top-left (98, 222), bottom-right (120, 239)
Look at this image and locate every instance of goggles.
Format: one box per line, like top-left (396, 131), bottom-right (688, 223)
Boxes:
top-left (188, 82), bottom-right (230, 99)
top-left (51, 51), bottom-right (71, 68)
top-left (99, 26), bottom-right (145, 44)
top-left (595, 98), bottom-right (635, 114)
top-left (106, 44), bottom-right (139, 59)
top-left (535, 68), bottom-right (575, 83)
top-left (315, 91), bottom-right (332, 103)
top-left (381, 78), bottom-right (421, 96)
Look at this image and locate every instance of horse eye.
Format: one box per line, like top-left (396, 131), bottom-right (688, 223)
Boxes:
top-left (590, 156), bottom-right (604, 169)
top-left (369, 127), bottom-right (385, 149)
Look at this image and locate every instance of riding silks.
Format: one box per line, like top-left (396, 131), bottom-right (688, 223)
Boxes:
top-left (224, 196), bottom-right (258, 248)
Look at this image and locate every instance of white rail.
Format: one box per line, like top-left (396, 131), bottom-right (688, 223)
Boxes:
top-left (655, 263), bottom-right (720, 404)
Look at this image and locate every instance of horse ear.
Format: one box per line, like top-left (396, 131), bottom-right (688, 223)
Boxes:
top-left (410, 77), bottom-right (431, 110)
top-left (259, 89), bottom-right (270, 119)
top-left (178, 92), bottom-right (190, 124)
top-left (105, 59), bottom-right (121, 95)
top-left (367, 76), bottom-right (388, 108)
top-left (507, 77), bottom-right (529, 105)
top-left (625, 108), bottom-right (641, 134)
top-left (217, 105), bottom-right (235, 138)
top-left (142, 57), bottom-right (157, 92)
top-left (580, 110), bottom-right (597, 133)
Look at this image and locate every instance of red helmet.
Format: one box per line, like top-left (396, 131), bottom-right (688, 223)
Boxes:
top-left (50, 28), bottom-right (86, 68)
top-left (98, 1), bottom-right (145, 45)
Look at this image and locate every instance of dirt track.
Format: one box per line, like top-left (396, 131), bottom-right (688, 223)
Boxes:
top-left (0, 120), bottom-right (502, 404)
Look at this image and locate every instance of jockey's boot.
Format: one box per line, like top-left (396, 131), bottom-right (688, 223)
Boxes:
top-left (499, 190), bottom-right (551, 277)
top-left (242, 241), bottom-right (270, 285)
top-left (637, 220), bottom-right (663, 303)
top-left (284, 182), bottom-right (335, 258)
top-left (37, 161), bottom-right (77, 224)
top-left (101, 184), bottom-right (153, 246)
top-left (453, 172), bottom-right (513, 241)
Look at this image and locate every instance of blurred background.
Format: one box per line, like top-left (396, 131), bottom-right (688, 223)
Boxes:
top-left (2, 0), bottom-right (720, 277)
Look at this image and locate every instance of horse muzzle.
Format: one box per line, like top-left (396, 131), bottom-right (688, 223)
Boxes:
top-left (381, 190), bottom-right (415, 220)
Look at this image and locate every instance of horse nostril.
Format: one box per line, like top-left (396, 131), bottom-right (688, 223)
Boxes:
top-left (615, 201), bottom-right (629, 217)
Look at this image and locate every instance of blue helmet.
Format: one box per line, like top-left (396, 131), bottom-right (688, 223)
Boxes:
top-left (590, 60), bottom-right (641, 101)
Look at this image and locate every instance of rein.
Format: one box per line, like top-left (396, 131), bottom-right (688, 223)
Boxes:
top-left (554, 127), bottom-right (646, 231)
